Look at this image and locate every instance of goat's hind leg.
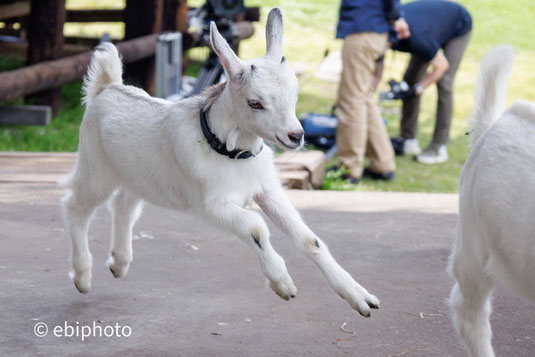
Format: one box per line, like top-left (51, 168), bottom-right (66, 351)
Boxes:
top-left (450, 249), bottom-right (495, 357)
top-left (63, 185), bottom-right (112, 293)
top-left (107, 188), bottom-right (143, 278)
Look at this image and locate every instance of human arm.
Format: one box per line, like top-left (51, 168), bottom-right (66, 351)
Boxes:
top-left (383, 0), bottom-right (410, 37)
top-left (392, 51), bottom-right (449, 99)
top-left (417, 51), bottom-right (449, 91)
top-left (399, 51), bottom-right (450, 98)
top-left (394, 18), bottom-right (410, 40)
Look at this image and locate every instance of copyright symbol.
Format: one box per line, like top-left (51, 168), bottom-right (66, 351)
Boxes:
top-left (34, 322), bottom-right (48, 337)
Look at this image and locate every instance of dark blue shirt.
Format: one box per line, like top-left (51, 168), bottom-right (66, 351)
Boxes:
top-left (392, 0), bottom-right (472, 61)
top-left (336, 0), bottom-right (401, 39)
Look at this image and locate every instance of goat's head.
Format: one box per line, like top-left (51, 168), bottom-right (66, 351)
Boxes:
top-left (209, 7), bottom-right (304, 150)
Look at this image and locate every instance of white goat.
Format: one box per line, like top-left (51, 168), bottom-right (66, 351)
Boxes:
top-left (449, 45), bottom-right (535, 356)
top-left (62, 8), bottom-right (380, 317)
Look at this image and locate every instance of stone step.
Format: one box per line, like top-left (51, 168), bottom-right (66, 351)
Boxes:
top-left (274, 150), bottom-right (326, 189)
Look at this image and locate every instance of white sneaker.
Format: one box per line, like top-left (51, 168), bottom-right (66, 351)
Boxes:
top-left (403, 139), bottom-right (421, 155)
top-left (416, 144), bottom-right (448, 164)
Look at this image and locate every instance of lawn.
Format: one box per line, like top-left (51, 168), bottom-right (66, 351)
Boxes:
top-left (1, 0), bottom-right (534, 192)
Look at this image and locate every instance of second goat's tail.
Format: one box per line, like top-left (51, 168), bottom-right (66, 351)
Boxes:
top-left (82, 42), bottom-right (123, 106)
top-left (469, 45), bottom-right (515, 145)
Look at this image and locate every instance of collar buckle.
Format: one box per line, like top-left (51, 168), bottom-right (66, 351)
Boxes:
top-left (200, 107), bottom-right (262, 160)
top-left (234, 150), bottom-right (249, 160)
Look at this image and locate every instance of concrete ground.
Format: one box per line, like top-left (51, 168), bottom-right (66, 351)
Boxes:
top-left (1, 153), bottom-right (534, 357)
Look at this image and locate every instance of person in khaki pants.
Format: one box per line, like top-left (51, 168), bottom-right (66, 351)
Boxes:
top-left (335, 0), bottom-right (407, 184)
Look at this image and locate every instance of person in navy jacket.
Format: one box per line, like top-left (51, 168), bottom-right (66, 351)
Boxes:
top-left (333, 0), bottom-right (409, 183)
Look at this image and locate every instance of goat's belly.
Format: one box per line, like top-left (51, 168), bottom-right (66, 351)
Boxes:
top-left (488, 251), bottom-right (535, 300)
top-left (124, 173), bottom-right (195, 209)
top-left (100, 144), bottom-right (197, 211)
top-left (122, 166), bottom-right (199, 211)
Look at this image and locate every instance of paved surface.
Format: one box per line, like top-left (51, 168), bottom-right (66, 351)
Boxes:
top-left (1, 153), bottom-right (535, 357)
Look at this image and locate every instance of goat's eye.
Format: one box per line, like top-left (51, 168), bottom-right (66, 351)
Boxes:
top-left (247, 100), bottom-right (264, 110)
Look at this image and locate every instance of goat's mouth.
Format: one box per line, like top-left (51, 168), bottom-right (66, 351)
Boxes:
top-left (276, 135), bottom-right (301, 150)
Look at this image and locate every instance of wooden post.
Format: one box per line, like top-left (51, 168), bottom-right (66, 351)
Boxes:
top-left (124, 0), bottom-right (164, 95)
top-left (163, 0), bottom-right (188, 32)
top-left (25, 0), bottom-right (66, 116)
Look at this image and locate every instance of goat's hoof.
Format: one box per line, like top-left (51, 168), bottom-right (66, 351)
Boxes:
top-left (355, 294), bottom-right (380, 317)
top-left (106, 255), bottom-right (130, 279)
top-left (74, 281), bottom-right (89, 294)
top-left (71, 271), bottom-right (91, 294)
top-left (339, 288), bottom-right (380, 317)
top-left (108, 262), bottom-right (129, 279)
top-left (367, 298), bottom-right (380, 310)
top-left (269, 276), bottom-right (297, 301)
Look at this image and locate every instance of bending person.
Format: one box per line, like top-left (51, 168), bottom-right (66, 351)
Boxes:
top-left (391, 0), bottom-right (472, 164)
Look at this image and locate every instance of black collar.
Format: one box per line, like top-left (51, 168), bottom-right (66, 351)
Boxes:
top-left (200, 107), bottom-right (262, 160)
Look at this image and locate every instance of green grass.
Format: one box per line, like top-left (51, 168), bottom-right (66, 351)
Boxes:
top-left (1, 0), bottom-right (534, 193)
top-left (0, 81), bottom-right (84, 151)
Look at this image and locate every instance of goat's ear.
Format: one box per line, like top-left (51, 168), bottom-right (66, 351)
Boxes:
top-left (209, 22), bottom-right (244, 81)
top-left (265, 7), bottom-right (284, 61)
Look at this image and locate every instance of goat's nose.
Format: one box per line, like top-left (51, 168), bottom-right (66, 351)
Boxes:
top-left (288, 130), bottom-right (304, 144)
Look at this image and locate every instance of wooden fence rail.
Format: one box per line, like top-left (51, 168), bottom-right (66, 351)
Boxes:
top-left (0, 33), bottom-right (158, 101)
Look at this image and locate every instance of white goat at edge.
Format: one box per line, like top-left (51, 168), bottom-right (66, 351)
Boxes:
top-left (61, 8), bottom-right (380, 317)
top-left (449, 45), bottom-right (535, 356)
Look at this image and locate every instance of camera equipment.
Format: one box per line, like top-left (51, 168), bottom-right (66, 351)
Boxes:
top-left (185, 0), bottom-right (245, 97)
top-left (207, 0), bottom-right (244, 20)
top-left (379, 79), bottom-right (411, 100)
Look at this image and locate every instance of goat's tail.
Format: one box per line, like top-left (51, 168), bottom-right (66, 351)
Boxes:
top-left (469, 45), bottom-right (515, 145)
top-left (82, 42), bottom-right (123, 106)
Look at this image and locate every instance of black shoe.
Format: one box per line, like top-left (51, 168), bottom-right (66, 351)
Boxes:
top-left (326, 165), bottom-right (341, 173)
top-left (347, 177), bottom-right (360, 185)
top-left (327, 165), bottom-right (351, 180)
top-left (363, 168), bottom-right (395, 180)
top-left (390, 136), bottom-right (405, 156)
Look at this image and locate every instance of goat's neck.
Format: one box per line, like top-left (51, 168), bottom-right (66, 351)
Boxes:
top-left (208, 87), bottom-right (263, 153)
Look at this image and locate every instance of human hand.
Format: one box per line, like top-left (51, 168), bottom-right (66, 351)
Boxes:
top-left (395, 18), bottom-right (411, 40)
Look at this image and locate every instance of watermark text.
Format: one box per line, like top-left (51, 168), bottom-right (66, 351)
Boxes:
top-left (34, 321), bottom-right (131, 341)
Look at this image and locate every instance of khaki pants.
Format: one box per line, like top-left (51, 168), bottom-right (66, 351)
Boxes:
top-left (336, 32), bottom-right (395, 178)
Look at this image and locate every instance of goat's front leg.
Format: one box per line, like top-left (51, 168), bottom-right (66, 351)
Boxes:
top-left (255, 187), bottom-right (380, 317)
top-left (202, 199), bottom-right (297, 300)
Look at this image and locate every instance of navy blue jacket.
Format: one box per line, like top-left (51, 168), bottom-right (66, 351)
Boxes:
top-left (336, 0), bottom-right (401, 39)
top-left (392, 0), bottom-right (472, 61)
